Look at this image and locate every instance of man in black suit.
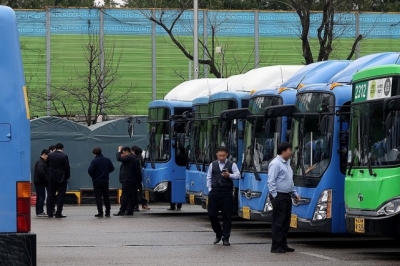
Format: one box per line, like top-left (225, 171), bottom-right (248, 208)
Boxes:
top-left (114, 146), bottom-right (140, 216)
top-left (47, 143), bottom-right (70, 218)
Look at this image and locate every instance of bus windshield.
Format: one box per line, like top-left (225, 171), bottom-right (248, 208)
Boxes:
top-left (291, 93), bottom-right (334, 178)
top-left (205, 100), bottom-right (237, 164)
top-left (189, 104), bottom-right (209, 164)
top-left (350, 101), bottom-right (400, 166)
top-left (148, 107), bottom-right (170, 162)
top-left (243, 96), bottom-right (282, 173)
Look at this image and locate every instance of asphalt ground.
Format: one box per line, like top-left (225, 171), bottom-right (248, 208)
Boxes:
top-left (32, 204), bottom-right (400, 266)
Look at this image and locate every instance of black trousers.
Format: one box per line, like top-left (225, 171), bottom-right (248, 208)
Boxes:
top-left (170, 203), bottom-right (182, 209)
top-left (136, 181), bottom-right (147, 207)
top-left (93, 181), bottom-right (111, 214)
top-left (270, 192), bottom-right (292, 251)
top-left (34, 184), bottom-right (46, 215)
top-left (47, 181), bottom-right (68, 216)
top-left (207, 189), bottom-right (233, 239)
top-left (120, 182), bottom-right (137, 214)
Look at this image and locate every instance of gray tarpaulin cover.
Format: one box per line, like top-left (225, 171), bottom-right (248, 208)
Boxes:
top-left (30, 116), bottom-right (148, 190)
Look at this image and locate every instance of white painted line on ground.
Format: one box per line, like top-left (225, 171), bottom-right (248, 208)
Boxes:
top-left (300, 252), bottom-right (338, 261)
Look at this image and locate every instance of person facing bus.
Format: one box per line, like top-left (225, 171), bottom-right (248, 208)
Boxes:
top-left (114, 146), bottom-right (140, 216)
top-left (206, 146), bottom-right (240, 246)
top-left (267, 142), bottom-right (300, 253)
top-left (47, 143), bottom-right (70, 218)
top-left (33, 149), bottom-right (49, 217)
top-left (88, 147), bottom-right (115, 218)
top-left (131, 146), bottom-right (150, 211)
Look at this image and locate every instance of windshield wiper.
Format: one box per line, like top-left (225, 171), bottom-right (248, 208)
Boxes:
top-left (347, 150), bottom-right (356, 177)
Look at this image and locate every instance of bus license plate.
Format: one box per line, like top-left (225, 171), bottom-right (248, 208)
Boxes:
top-left (290, 214), bottom-right (298, 228)
top-left (355, 218), bottom-right (365, 233)
top-left (189, 194), bottom-right (195, 205)
top-left (243, 206), bottom-right (250, 219)
top-left (144, 190), bottom-right (150, 202)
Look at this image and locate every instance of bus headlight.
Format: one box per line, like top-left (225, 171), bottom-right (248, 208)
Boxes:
top-left (154, 181), bottom-right (168, 193)
top-left (377, 199), bottom-right (400, 216)
top-left (263, 196), bottom-right (273, 212)
top-left (312, 189), bottom-right (332, 221)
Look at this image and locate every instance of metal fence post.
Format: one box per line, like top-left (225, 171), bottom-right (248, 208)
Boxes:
top-left (152, 8), bottom-right (157, 101)
top-left (99, 8), bottom-right (105, 115)
top-left (193, 0), bottom-right (199, 79)
top-left (355, 11), bottom-right (360, 59)
top-left (203, 10), bottom-right (208, 78)
top-left (46, 8), bottom-right (51, 116)
top-left (254, 9), bottom-right (259, 68)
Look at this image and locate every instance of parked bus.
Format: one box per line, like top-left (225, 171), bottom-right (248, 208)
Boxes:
top-left (345, 64), bottom-right (400, 237)
top-left (143, 79), bottom-right (225, 204)
top-left (238, 60), bottom-right (351, 221)
top-left (264, 52), bottom-right (400, 233)
top-left (0, 6), bottom-right (36, 265)
top-left (200, 66), bottom-right (304, 210)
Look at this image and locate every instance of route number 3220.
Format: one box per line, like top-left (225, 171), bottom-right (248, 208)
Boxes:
top-left (354, 82), bottom-right (367, 101)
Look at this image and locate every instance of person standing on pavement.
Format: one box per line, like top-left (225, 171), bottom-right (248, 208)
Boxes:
top-left (34, 149), bottom-right (49, 217)
top-left (268, 142), bottom-right (300, 253)
top-left (167, 203), bottom-right (182, 211)
top-left (88, 147), bottom-right (115, 218)
top-left (207, 146), bottom-right (240, 246)
top-left (131, 146), bottom-right (150, 211)
top-left (114, 146), bottom-right (140, 216)
top-left (47, 143), bottom-right (70, 218)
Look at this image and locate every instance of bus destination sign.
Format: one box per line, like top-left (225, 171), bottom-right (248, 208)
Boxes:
top-left (353, 77), bottom-right (392, 103)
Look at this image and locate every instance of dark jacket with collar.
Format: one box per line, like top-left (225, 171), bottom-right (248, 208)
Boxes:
top-left (116, 152), bottom-right (140, 183)
top-left (34, 157), bottom-right (48, 186)
top-left (88, 154), bottom-right (115, 183)
top-left (48, 150), bottom-right (71, 183)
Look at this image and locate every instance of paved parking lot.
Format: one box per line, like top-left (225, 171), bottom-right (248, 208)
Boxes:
top-left (32, 204), bottom-right (400, 266)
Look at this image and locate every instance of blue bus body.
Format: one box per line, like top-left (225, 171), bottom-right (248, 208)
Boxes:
top-left (238, 60), bottom-right (351, 221)
top-left (143, 100), bottom-right (192, 204)
top-left (200, 91), bottom-right (250, 210)
top-left (0, 7), bottom-right (36, 265)
top-left (185, 96), bottom-right (209, 205)
top-left (289, 52), bottom-right (400, 233)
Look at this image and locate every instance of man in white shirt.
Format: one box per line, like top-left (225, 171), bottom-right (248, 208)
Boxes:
top-left (206, 146), bottom-right (241, 246)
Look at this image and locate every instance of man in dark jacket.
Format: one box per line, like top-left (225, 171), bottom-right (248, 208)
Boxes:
top-left (47, 143), bottom-right (70, 218)
top-left (88, 147), bottom-right (115, 218)
top-left (132, 146), bottom-right (150, 211)
top-left (34, 149), bottom-right (49, 217)
top-left (114, 146), bottom-right (140, 216)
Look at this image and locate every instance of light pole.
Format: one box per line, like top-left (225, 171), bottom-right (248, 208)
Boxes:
top-left (193, 0), bottom-right (199, 79)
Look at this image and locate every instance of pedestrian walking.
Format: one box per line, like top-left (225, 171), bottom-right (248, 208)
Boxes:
top-left (33, 149), bottom-right (49, 217)
top-left (47, 143), bottom-right (70, 218)
top-left (207, 146), bottom-right (240, 246)
top-left (88, 147), bottom-right (115, 218)
top-left (268, 142), bottom-right (300, 253)
top-left (114, 146), bottom-right (140, 216)
top-left (131, 146), bottom-right (150, 211)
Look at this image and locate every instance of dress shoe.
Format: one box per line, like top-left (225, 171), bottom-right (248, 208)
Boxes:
top-left (213, 236), bottom-right (222, 245)
top-left (142, 205), bottom-right (150, 210)
top-left (113, 212), bottom-right (125, 216)
top-left (284, 246), bottom-right (295, 252)
top-left (55, 215), bottom-right (67, 218)
top-left (125, 212), bottom-right (134, 216)
top-left (95, 213), bottom-right (104, 218)
top-left (271, 248), bottom-right (286, 253)
top-left (48, 214), bottom-right (54, 218)
top-left (105, 213), bottom-right (111, 217)
top-left (222, 238), bottom-right (230, 246)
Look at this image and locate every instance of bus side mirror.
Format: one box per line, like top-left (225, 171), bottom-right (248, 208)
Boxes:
top-left (317, 103), bottom-right (329, 113)
top-left (384, 96), bottom-right (400, 112)
top-left (385, 112), bottom-right (393, 135)
top-left (185, 121), bottom-right (192, 136)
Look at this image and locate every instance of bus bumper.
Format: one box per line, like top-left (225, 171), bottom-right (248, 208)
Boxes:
top-left (185, 193), bottom-right (202, 205)
top-left (346, 214), bottom-right (400, 237)
top-left (0, 233), bottom-right (36, 266)
top-left (238, 208), bottom-right (272, 222)
top-left (296, 217), bottom-right (332, 233)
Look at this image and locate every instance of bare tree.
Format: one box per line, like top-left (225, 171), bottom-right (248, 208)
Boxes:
top-left (125, 0), bottom-right (260, 78)
top-left (31, 22), bottom-right (139, 125)
top-left (286, 0), bottom-right (364, 64)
